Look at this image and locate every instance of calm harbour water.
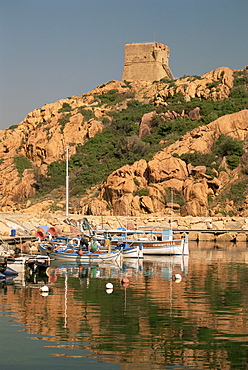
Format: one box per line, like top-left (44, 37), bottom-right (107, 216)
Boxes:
top-left (1, 242), bottom-right (248, 370)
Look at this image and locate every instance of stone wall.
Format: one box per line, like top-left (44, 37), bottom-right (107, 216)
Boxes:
top-left (122, 42), bottom-right (173, 82)
top-left (84, 216), bottom-right (248, 242)
top-left (0, 214), bottom-right (247, 245)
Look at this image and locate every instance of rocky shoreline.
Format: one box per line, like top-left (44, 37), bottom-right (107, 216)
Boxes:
top-left (0, 213), bottom-right (247, 244)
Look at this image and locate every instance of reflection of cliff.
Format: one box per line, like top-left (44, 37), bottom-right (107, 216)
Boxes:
top-left (0, 250), bottom-right (247, 368)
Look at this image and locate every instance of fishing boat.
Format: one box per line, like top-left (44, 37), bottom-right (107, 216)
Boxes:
top-left (39, 242), bottom-right (122, 263)
top-left (119, 244), bottom-right (143, 258)
top-left (92, 228), bottom-right (189, 256)
top-left (37, 231), bottom-right (143, 259)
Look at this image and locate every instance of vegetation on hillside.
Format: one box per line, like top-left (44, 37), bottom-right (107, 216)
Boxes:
top-left (14, 155), bottom-right (32, 177)
top-left (33, 68), bottom-right (248, 212)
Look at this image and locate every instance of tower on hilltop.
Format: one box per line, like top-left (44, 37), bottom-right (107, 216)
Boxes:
top-left (122, 42), bottom-right (174, 82)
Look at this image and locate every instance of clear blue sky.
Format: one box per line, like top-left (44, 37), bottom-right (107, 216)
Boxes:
top-left (0, 0), bottom-right (247, 130)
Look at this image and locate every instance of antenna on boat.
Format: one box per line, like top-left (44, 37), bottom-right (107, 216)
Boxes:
top-left (66, 146), bottom-right (69, 218)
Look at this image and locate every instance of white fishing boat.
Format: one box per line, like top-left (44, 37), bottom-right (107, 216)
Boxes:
top-left (120, 244), bottom-right (143, 258)
top-left (92, 228), bottom-right (189, 256)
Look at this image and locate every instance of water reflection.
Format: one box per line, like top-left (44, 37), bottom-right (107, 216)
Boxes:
top-left (0, 244), bottom-right (248, 369)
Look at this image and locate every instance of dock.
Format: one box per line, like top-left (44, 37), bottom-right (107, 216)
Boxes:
top-left (0, 235), bottom-right (37, 245)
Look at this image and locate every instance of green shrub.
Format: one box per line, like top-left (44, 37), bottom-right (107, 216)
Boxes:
top-left (77, 107), bottom-right (95, 121)
top-left (173, 192), bottom-right (186, 206)
top-left (98, 89), bottom-right (118, 105)
top-left (180, 152), bottom-right (216, 167)
top-left (208, 195), bottom-right (213, 204)
top-left (157, 117), bottom-right (198, 137)
top-left (35, 160), bottom-right (66, 194)
top-left (58, 102), bottom-right (72, 113)
top-left (14, 156), bottom-right (32, 177)
top-left (58, 113), bottom-right (71, 132)
top-left (165, 92), bottom-right (185, 105)
top-left (123, 80), bottom-right (132, 88)
top-left (226, 154), bottom-right (241, 169)
top-left (230, 85), bottom-right (248, 99)
top-left (136, 188), bottom-right (148, 196)
top-left (102, 117), bottom-right (111, 125)
top-left (226, 180), bottom-right (248, 204)
top-left (213, 135), bottom-right (244, 156)
top-left (70, 185), bottom-right (86, 197)
top-left (206, 81), bottom-right (220, 89)
top-left (97, 89), bottom-right (135, 106)
top-left (151, 115), bottom-right (164, 127)
top-left (159, 77), bottom-right (173, 83)
top-left (7, 124), bottom-right (18, 130)
top-left (133, 177), bottom-right (140, 186)
top-left (109, 101), bottom-right (154, 135)
top-left (114, 136), bottom-right (150, 161)
top-left (37, 121), bottom-right (49, 128)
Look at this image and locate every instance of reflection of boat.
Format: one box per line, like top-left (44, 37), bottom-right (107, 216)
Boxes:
top-left (6, 256), bottom-right (27, 273)
top-left (0, 255), bottom-right (27, 273)
top-left (4, 268), bottom-right (49, 289)
top-left (49, 257), bottom-right (122, 270)
top-left (122, 259), bottom-right (143, 273)
top-left (1, 254), bottom-right (50, 274)
top-left (25, 255), bottom-right (50, 274)
top-left (143, 254), bottom-right (188, 278)
top-left (0, 276), bottom-right (15, 286)
top-left (46, 260), bottom-right (122, 283)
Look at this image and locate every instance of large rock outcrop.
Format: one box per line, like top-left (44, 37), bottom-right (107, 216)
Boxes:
top-left (83, 110), bottom-right (248, 217)
top-left (153, 67), bottom-right (234, 105)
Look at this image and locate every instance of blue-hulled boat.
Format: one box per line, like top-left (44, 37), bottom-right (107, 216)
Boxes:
top-left (39, 243), bottom-right (122, 263)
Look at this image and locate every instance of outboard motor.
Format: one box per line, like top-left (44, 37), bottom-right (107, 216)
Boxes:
top-left (46, 244), bottom-right (55, 253)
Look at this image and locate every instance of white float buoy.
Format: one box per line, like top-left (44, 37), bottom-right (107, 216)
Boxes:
top-left (106, 288), bottom-right (113, 294)
top-left (106, 282), bottom-right (113, 289)
top-left (40, 291), bottom-right (49, 297)
top-left (174, 273), bottom-right (182, 283)
top-left (40, 285), bottom-right (49, 292)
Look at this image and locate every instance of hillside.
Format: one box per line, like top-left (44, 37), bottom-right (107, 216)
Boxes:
top-left (0, 66), bottom-right (248, 216)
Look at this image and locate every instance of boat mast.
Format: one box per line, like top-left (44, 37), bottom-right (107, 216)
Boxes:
top-left (171, 188), bottom-right (173, 231)
top-left (66, 146), bottom-right (69, 218)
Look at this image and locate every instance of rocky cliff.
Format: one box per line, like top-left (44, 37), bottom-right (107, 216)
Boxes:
top-left (0, 66), bottom-right (247, 216)
top-left (82, 109), bottom-right (248, 217)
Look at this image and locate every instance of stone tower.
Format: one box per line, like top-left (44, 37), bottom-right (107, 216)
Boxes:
top-left (122, 42), bottom-right (174, 82)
